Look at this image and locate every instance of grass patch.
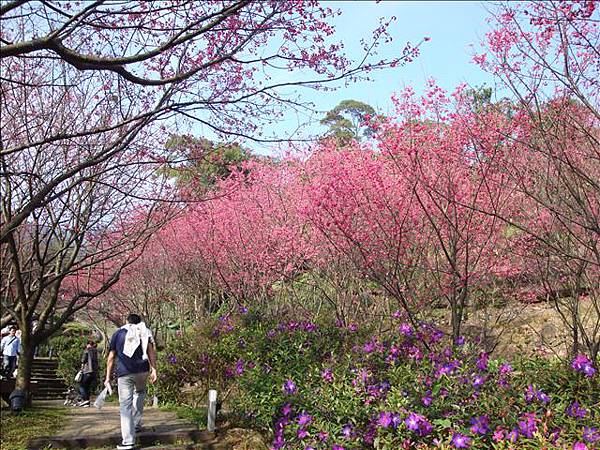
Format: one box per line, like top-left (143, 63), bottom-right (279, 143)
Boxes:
top-left (0, 405), bottom-right (67, 450)
top-left (159, 404), bottom-right (207, 428)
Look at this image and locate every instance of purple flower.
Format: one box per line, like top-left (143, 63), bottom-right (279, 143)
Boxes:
top-left (238, 305), bottom-right (248, 314)
top-left (297, 428), bottom-right (308, 439)
top-left (455, 336), bottom-right (465, 346)
top-left (235, 359), bottom-right (244, 376)
top-left (524, 385), bottom-right (550, 404)
top-left (303, 322), bottom-right (317, 332)
top-left (566, 401), bottom-right (587, 419)
top-left (272, 433), bottom-right (285, 449)
top-left (317, 431), bottom-right (329, 442)
top-left (517, 413), bottom-right (537, 438)
top-left (497, 377), bottom-right (510, 389)
top-left (377, 411), bottom-right (393, 428)
top-left (573, 443), bottom-right (588, 450)
top-left (492, 427), bottom-right (504, 441)
top-left (417, 418), bottom-right (433, 436)
top-left (583, 427), bottom-right (600, 443)
top-left (476, 352), bottom-right (489, 371)
top-left (537, 390), bottom-right (550, 404)
top-left (332, 445), bottom-right (345, 450)
top-left (428, 328), bottom-right (445, 343)
top-left (363, 426), bottom-right (376, 445)
top-left (437, 360), bottom-right (461, 377)
top-left (525, 385), bottom-right (536, 402)
top-left (167, 354), bottom-right (177, 364)
top-left (297, 411), bottom-right (312, 427)
top-left (470, 415), bottom-right (490, 435)
top-left (499, 363), bottom-right (513, 375)
top-left (320, 368), bottom-right (334, 383)
top-left (408, 345), bottom-right (423, 361)
top-left (399, 322), bottom-right (414, 336)
top-left (363, 340), bottom-right (376, 354)
top-left (422, 393), bottom-right (433, 406)
top-left (275, 417), bottom-right (289, 429)
top-left (283, 379), bottom-right (297, 395)
top-left (341, 424), bottom-right (353, 438)
top-left (572, 354), bottom-right (596, 377)
top-left (451, 433), bottom-right (471, 448)
top-left (507, 429), bottom-right (519, 443)
top-left (405, 413), bottom-right (420, 432)
top-left (506, 428), bottom-right (519, 444)
top-left (472, 375), bottom-right (486, 388)
top-left (218, 313), bottom-right (230, 322)
top-left (304, 447), bottom-right (315, 450)
top-left (281, 403), bottom-right (292, 416)
top-left (404, 413), bottom-right (432, 436)
top-left (355, 368), bottom-right (369, 385)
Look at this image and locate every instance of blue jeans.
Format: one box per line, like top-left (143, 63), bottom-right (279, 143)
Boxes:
top-left (2, 355), bottom-right (17, 378)
top-left (117, 372), bottom-right (148, 447)
top-left (78, 373), bottom-right (96, 400)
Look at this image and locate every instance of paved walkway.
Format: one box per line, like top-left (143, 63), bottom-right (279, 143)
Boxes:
top-left (29, 401), bottom-right (216, 449)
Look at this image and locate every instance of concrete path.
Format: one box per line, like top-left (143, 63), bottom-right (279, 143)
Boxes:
top-left (29, 401), bottom-right (215, 449)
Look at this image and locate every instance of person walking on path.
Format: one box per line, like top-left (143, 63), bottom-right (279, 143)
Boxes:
top-left (1, 326), bottom-right (20, 379)
top-left (78, 339), bottom-right (99, 407)
top-left (104, 314), bottom-right (157, 450)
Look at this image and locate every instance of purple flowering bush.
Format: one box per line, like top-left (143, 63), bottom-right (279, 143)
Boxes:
top-left (157, 311), bottom-right (599, 449)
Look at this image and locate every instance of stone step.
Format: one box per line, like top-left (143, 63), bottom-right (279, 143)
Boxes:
top-left (31, 375), bottom-right (65, 382)
top-left (31, 375), bottom-right (59, 380)
top-left (32, 358), bottom-right (59, 365)
top-left (37, 387), bottom-right (68, 394)
top-left (34, 385), bottom-right (68, 392)
top-left (31, 367), bottom-right (58, 373)
top-left (36, 382), bottom-right (67, 389)
top-left (29, 430), bottom-right (217, 450)
top-left (36, 393), bottom-right (67, 400)
top-left (31, 368), bottom-right (57, 374)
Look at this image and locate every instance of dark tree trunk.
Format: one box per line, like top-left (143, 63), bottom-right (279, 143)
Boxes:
top-left (15, 331), bottom-right (35, 407)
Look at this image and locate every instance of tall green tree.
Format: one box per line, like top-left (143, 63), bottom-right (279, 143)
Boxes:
top-left (320, 100), bottom-right (377, 145)
top-left (163, 135), bottom-right (252, 192)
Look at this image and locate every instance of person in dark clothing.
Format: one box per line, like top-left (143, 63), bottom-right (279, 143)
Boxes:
top-left (78, 340), bottom-right (99, 407)
top-left (104, 313), bottom-right (157, 450)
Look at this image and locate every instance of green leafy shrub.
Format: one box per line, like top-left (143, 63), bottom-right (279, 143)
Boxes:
top-left (156, 311), bottom-right (599, 449)
top-left (52, 331), bottom-right (105, 391)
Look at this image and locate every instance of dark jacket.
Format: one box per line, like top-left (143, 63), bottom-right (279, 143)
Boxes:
top-left (81, 348), bottom-right (99, 374)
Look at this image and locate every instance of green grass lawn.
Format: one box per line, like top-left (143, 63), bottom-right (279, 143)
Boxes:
top-left (0, 405), bottom-right (67, 450)
top-left (159, 404), bottom-right (208, 428)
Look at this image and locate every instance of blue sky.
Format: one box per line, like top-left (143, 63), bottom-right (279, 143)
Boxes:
top-left (185, 2), bottom-right (496, 151)
top-left (323, 1), bottom-right (494, 111)
top-left (259, 1), bottom-right (496, 150)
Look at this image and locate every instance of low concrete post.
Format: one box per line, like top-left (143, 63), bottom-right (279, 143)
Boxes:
top-left (207, 389), bottom-right (217, 432)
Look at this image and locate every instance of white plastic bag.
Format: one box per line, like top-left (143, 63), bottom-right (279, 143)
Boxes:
top-left (93, 382), bottom-right (113, 409)
top-left (74, 370), bottom-right (83, 382)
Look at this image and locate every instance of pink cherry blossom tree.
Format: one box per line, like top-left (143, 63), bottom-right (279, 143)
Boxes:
top-left (476, 0), bottom-right (600, 358)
